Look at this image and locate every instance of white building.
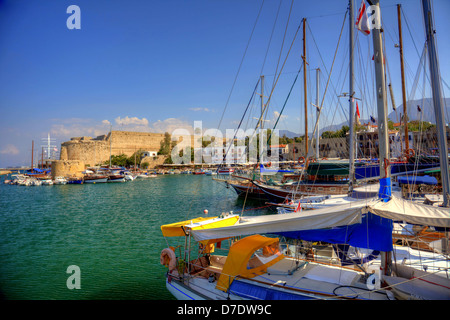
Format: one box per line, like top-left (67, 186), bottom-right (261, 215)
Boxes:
top-left (141, 151), bottom-right (158, 158)
top-left (200, 145), bottom-right (248, 165)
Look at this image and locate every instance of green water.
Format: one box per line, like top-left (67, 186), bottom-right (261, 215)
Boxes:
top-left (0, 175), bottom-right (270, 300)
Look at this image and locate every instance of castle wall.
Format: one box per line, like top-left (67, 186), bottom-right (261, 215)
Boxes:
top-left (60, 131), bottom-right (165, 166)
top-left (51, 160), bottom-right (85, 179)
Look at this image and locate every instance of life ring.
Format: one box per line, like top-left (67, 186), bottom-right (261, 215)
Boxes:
top-left (366, 273), bottom-right (380, 290)
top-left (160, 247), bottom-right (177, 273)
top-left (322, 157), bottom-right (328, 160)
top-left (298, 157), bottom-right (305, 164)
top-left (267, 162), bottom-right (271, 167)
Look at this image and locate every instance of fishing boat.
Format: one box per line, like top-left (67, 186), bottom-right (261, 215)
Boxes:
top-left (228, 178), bottom-right (267, 199)
top-left (40, 177), bottom-right (53, 185)
top-left (205, 170), bottom-right (217, 176)
top-left (67, 177), bottom-right (83, 184)
top-left (135, 172), bottom-right (150, 178)
top-left (53, 176), bottom-right (68, 185)
top-left (83, 175), bottom-right (108, 184)
top-left (217, 167), bottom-right (234, 175)
top-left (107, 174), bottom-right (126, 182)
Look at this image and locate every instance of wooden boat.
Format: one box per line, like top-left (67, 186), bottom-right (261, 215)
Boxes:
top-left (228, 179), bottom-right (267, 199)
top-left (217, 167), bottom-right (234, 175)
top-left (107, 174), bottom-right (126, 182)
top-left (83, 175), bottom-right (108, 183)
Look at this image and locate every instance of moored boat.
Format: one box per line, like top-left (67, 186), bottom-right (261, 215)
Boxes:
top-left (217, 167), bottom-right (234, 175)
top-left (83, 175), bottom-right (108, 184)
top-left (53, 176), bottom-right (68, 185)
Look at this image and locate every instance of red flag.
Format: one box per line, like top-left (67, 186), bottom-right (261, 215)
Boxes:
top-left (294, 201), bottom-right (302, 213)
top-left (356, 102), bottom-right (360, 118)
top-left (356, 0), bottom-right (370, 35)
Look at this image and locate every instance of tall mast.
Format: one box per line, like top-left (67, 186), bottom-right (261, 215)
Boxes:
top-left (109, 124), bottom-right (112, 168)
top-left (370, 0), bottom-right (390, 186)
top-left (315, 68), bottom-right (320, 160)
top-left (369, 0), bottom-right (391, 276)
top-left (422, 0), bottom-right (450, 207)
top-left (397, 4), bottom-right (409, 153)
top-left (348, 0), bottom-right (356, 193)
top-left (303, 18), bottom-right (308, 158)
top-left (31, 140), bottom-right (34, 170)
top-left (260, 75), bottom-right (265, 129)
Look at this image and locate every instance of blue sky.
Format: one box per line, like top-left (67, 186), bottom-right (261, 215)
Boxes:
top-left (0, 0), bottom-right (449, 167)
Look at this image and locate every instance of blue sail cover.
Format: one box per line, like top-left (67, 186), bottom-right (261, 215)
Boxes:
top-left (273, 212), bottom-right (393, 252)
top-left (397, 175), bottom-right (438, 185)
top-left (260, 164), bottom-right (293, 173)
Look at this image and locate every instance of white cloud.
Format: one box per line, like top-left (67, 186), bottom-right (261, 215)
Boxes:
top-left (0, 144), bottom-right (19, 155)
top-left (115, 116), bottom-right (149, 126)
top-left (273, 111), bottom-right (288, 120)
top-left (49, 116), bottom-right (195, 142)
top-left (151, 118), bottom-right (193, 135)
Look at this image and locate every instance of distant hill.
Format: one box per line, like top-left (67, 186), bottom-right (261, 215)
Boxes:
top-left (279, 129), bottom-right (300, 138)
top-left (387, 98), bottom-right (450, 123)
top-left (320, 98), bottom-right (450, 134)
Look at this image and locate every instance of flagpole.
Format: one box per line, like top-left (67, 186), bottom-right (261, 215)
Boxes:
top-left (303, 18), bottom-right (308, 159)
top-left (348, 0), bottom-right (356, 194)
top-left (397, 4), bottom-right (410, 154)
top-left (315, 68), bottom-right (320, 160)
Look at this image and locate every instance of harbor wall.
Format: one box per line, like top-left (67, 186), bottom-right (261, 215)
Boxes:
top-left (60, 131), bottom-right (165, 166)
top-left (51, 160), bottom-right (85, 179)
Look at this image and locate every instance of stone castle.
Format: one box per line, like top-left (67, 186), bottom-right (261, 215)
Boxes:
top-left (60, 131), bottom-right (166, 166)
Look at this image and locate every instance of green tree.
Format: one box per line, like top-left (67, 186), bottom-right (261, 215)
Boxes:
top-left (158, 132), bottom-right (173, 155)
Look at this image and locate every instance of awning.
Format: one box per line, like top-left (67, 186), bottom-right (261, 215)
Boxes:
top-left (190, 199), bottom-right (373, 242)
top-left (216, 235), bottom-right (284, 292)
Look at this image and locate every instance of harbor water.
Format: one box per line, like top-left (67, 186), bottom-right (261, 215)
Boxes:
top-left (0, 174), bottom-right (270, 300)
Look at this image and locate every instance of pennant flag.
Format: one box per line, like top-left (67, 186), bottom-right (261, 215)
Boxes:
top-left (356, 102), bottom-right (361, 119)
top-left (417, 105), bottom-right (422, 112)
top-left (356, 0), bottom-right (370, 35)
top-left (294, 201), bottom-right (302, 213)
top-left (370, 115), bottom-right (376, 123)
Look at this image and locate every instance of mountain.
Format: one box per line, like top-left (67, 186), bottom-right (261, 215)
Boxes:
top-left (320, 98), bottom-right (450, 134)
top-left (388, 98), bottom-right (450, 123)
top-left (279, 129), bottom-right (300, 138)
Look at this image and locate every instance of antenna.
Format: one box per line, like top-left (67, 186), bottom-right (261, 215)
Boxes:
top-left (40, 133), bottom-right (58, 160)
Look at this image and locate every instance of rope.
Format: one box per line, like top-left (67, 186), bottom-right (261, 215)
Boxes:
top-left (412, 276), bottom-right (450, 290)
top-left (216, 0), bottom-right (265, 131)
top-left (242, 204), bottom-right (272, 212)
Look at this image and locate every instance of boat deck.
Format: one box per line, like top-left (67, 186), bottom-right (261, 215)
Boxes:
top-left (182, 255), bottom-right (390, 300)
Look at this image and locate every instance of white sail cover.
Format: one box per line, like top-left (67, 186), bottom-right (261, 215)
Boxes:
top-left (369, 195), bottom-right (450, 228)
top-left (190, 199), bottom-right (376, 241)
top-left (190, 196), bottom-right (450, 241)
